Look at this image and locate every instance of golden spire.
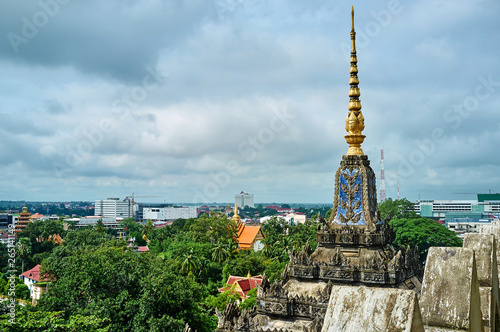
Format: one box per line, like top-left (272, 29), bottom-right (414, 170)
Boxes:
top-left (231, 204), bottom-right (242, 226)
top-left (344, 6), bottom-right (365, 155)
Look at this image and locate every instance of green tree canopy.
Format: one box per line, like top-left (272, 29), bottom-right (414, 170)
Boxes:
top-left (37, 245), bottom-right (214, 332)
top-left (379, 198), bottom-right (417, 220)
top-left (390, 217), bottom-right (462, 263)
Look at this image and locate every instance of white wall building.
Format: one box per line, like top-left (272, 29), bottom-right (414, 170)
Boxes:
top-left (143, 206), bottom-right (197, 221)
top-left (447, 219), bottom-right (492, 238)
top-left (95, 198), bottom-right (132, 218)
top-left (235, 191), bottom-right (254, 208)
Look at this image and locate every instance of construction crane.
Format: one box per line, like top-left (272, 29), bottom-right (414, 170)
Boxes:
top-left (125, 193), bottom-right (164, 219)
top-left (453, 190), bottom-right (496, 195)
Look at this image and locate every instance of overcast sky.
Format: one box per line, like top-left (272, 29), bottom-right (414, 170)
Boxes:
top-left (0, 0), bottom-right (499, 204)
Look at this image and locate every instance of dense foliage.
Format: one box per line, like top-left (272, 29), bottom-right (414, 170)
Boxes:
top-left (391, 217), bottom-right (462, 262)
top-left (380, 198), bottom-right (462, 262)
top-left (0, 200), bottom-right (462, 331)
top-left (0, 213), bottom-right (318, 331)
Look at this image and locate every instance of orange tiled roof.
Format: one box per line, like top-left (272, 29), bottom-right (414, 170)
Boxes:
top-left (238, 226), bottom-right (263, 247)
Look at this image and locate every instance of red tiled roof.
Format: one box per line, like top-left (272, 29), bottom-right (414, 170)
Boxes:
top-left (21, 264), bottom-right (48, 282)
top-left (138, 246), bottom-right (149, 252)
top-left (218, 275), bottom-right (263, 298)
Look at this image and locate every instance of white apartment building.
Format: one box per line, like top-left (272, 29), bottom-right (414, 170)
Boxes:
top-left (143, 206), bottom-right (197, 221)
top-left (95, 198), bottom-right (132, 218)
top-left (235, 191), bottom-right (254, 208)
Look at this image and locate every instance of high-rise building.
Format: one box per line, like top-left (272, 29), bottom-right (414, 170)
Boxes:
top-left (235, 191), bottom-right (254, 208)
top-left (94, 198), bottom-right (132, 219)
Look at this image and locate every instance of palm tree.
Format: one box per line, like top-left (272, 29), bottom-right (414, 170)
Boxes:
top-left (181, 250), bottom-right (198, 275)
top-left (142, 220), bottom-right (155, 238)
top-left (212, 242), bottom-right (229, 263)
top-left (94, 219), bottom-right (105, 233)
top-left (17, 238), bottom-right (32, 273)
top-left (226, 239), bottom-right (239, 259)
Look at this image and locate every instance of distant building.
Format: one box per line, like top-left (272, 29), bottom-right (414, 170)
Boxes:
top-left (20, 264), bottom-right (48, 303)
top-left (142, 206), bottom-right (197, 221)
top-left (259, 214), bottom-right (306, 225)
top-left (447, 219), bottom-right (492, 238)
top-left (415, 194), bottom-right (500, 237)
top-left (95, 198), bottom-right (132, 218)
top-left (415, 194), bottom-right (500, 223)
top-left (235, 191), bottom-right (254, 208)
top-left (0, 214), bottom-right (15, 229)
top-left (30, 213), bottom-right (45, 221)
top-left (65, 216), bottom-right (124, 233)
top-left (16, 206), bottom-right (31, 233)
top-left (286, 212), bottom-right (306, 225)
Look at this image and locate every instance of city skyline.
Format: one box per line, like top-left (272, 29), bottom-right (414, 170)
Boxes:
top-left (0, 1), bottom-right (499, 203)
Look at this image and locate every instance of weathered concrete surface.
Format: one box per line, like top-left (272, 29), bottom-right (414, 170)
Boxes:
top-left (283, 279), bottom-right (329, 298)
top-left (419, 247), bottom-right (484, 332)
top-left (479, 287), bottom-right (493, 332)
top-left (464, 234), bottom-right (497, 287)
top-left (321, 285), bottom-right (424, 332)
top-left (463, 234), bottom-right (499, 332)
top-left (252, 314), bottom-right (315, 331)
top-left (424, 327), bottom-right (469, 331)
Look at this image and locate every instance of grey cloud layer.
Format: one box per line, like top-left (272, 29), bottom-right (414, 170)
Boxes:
top-left (0, 0), bottom-right (499, 202)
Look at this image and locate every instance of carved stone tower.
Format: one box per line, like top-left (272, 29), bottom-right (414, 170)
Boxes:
top-left (216, 7), bottom-right (422, 332)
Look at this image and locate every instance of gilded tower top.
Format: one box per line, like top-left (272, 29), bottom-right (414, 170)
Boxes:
top-left (344, 6), bottom-right (365, 155)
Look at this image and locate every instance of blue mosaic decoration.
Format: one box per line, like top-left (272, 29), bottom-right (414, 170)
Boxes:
top-left (334, 168), bottom-right (366, 225)
top-left (329, 155), bottom-right (381, 229)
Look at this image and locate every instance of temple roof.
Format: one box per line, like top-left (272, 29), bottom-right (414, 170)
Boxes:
top-left (218, 275), bottom-right (263, 298)
top-left (237, 226), bottom-right (264, 249)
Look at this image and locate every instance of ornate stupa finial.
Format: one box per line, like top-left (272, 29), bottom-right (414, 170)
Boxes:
top-left (231, 204), bottom-right (243, 230)
top-left (345, 6), bottom-right (365, 155)
top-left (329, 7), bottom-right (380, 232)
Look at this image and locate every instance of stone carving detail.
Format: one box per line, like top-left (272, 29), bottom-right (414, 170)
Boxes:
top-left (288, 241), bottom-right (313, 266)
top-left (216, 300), bottom-right (244, 331)
top-left (328, 247), bottom-right (349, 267)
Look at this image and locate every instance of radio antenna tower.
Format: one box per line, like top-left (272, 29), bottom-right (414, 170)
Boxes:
top-left (379, 149), bottom-right (386, 202)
